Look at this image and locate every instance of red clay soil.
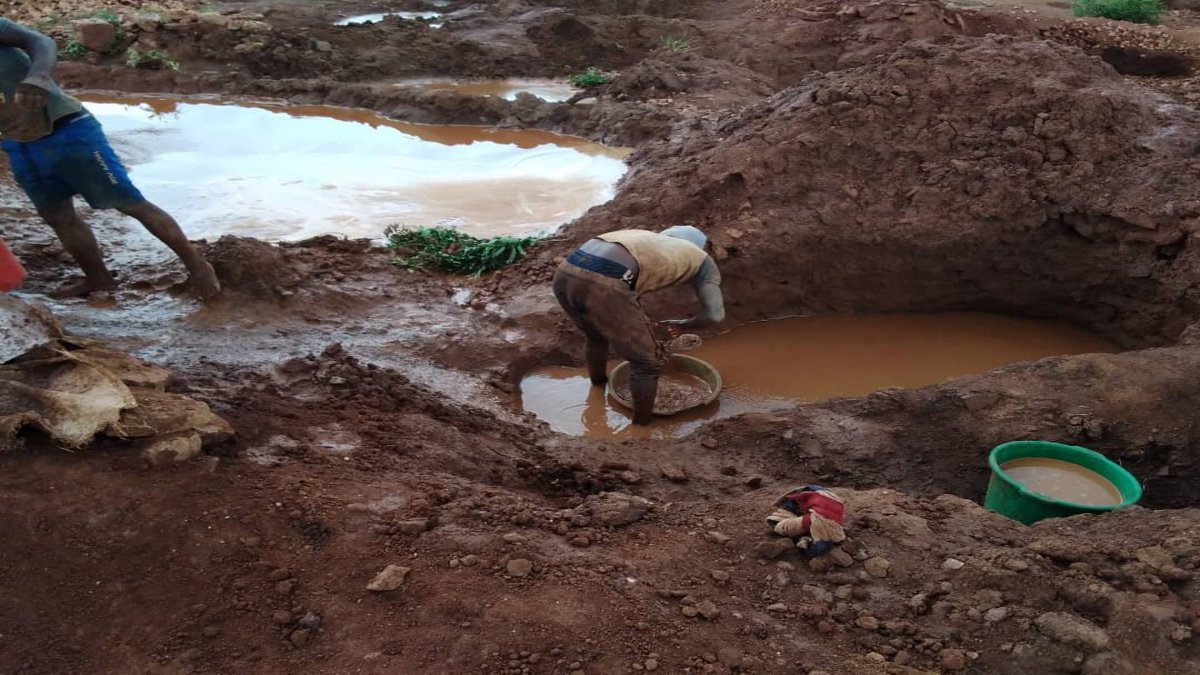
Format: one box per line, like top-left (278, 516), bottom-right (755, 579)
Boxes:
top-left (3, 1), bottom-right (1200, 674)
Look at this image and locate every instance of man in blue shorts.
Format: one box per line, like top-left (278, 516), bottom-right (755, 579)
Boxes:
top-left (0, 18), bottom-right (219, 299)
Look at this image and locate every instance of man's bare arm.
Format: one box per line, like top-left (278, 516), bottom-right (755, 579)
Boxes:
top-left (0, 21), bottom-right (59, 110)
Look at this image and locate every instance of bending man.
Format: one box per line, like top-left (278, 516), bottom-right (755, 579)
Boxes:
top-left (0, 18), bottom-right (219, 298)
top-left (553, 225), bottom-right (725, 425)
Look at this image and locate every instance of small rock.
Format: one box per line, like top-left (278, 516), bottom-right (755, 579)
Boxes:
top-left (366, 565), bottom-right (411, 592)
top-left (506, 559), bottom-right (534, 578)
top-left (73, 18), bottom-right (116, 53)
top-left (581, 492), bottom-right (651, 527)
top-left (705, 531), bottom-right (731, 545)
top-left (941, 649), bottom-right (967, 671)
top-left (569, 535), bottom-right (591, 548)
top-left (274, 579), bottom-right (297, 595)
top-left (314, 40), bottom-right (333, 53)
top-left (697, 600), bottom-right (721, 620)
top-left (766, 603), bottom-right (787, 613)
top-left (272, 611), bottom-right (293, 625)
top-left (864, 557), bottom-right (891, 578)
top-left (942, 558), bottom-right (966, 571)
top-left (1036, 612), bottom-right (1111, 651)
top-left (711, 570), bottom-right (731, 582)
top-left (828, 548), bottom-right (855, 568)
top-left (701, 437), bottom-right (719, 449)
top-left (393, 518), bottom-right (431, 535)
top-left (297, 612), bottom-right (322, 630)
top-left (985, 607), bottom-right (1010, 623)
top-left (866, 652), bottom-right (887, 663)
top-left (661, 465), bottom-right (688, 482)
top-left (856, 615), bottom-right (880, 631)
top-left (460, 555), bottom-right (480, 567)
top-left (141, 432), bottom-right (203, 466)
top-left (135, 12), bottom-right (163, 32)
top-left (681, 605), bottom-right (699, 618)
top-left (644, 658), bottom-right (659, 671)
top-left (754, 539), bottom-right (794, 560)
top-left (289, 628), bottom-right (311, 647)
top-left (619, 470), bottom-right (642, 484)
top-left (268, 569), bottom-right (292, 582)
top-left (1003, 559), bottom-right (1030, 571)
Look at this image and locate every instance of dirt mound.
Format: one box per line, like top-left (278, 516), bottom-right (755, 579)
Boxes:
top-left (602, 52), bottom-right (777, 103)
top-left (204, 236), bottom-right (308, 298)
top-left (546, 36), bottom-right (1200, 346)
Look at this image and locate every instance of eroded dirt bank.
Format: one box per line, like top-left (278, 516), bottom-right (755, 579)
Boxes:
top-left (3, 0), bottom-right (1200, 674)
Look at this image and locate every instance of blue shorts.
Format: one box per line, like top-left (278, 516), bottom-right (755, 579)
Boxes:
top-left (1, 113), bottom-right (146, 212)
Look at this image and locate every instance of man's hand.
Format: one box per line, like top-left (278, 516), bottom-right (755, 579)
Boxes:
top-left (659, 318), bottom-right (688, 338)
top-left (14, 81), bottom-right (49, 111)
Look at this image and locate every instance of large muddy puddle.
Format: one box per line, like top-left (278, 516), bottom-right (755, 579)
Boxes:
top-left (394, 78), bottom-right (580, 102)
top-left (80, 94), bottom-right (628, 241)
top-left (335, 11), bottom-right (442, 26)
top-left (520, 313), bottom-right (1120, 439)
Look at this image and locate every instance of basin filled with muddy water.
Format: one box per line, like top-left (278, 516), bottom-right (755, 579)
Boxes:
top-left (520, 312), bottom-right (1120, 439)
top-left (78, 94), bottom-right (627, 241)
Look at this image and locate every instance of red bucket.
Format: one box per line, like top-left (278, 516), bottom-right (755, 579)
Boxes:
top-left (0, 239), bottom-right (26, 292)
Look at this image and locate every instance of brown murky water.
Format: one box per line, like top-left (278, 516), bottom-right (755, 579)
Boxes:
top-left (520, 312), bottom-right (1120, 439)
top-left (1000, 457), bottom-right (1123, 506)
top-left (394, 78), bottom-right (581, 102)
top-left (76, 94), bottom-right (628, 241)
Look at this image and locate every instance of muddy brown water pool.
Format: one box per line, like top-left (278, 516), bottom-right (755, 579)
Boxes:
top-left (79, 94), bottom-right (628, 241)
top-left (393, 78), bottom-right (581, 102)
top-left (1000, 457), bottom-right (1123, 506)
top-left (520, 313), bottom-right (1120, 439)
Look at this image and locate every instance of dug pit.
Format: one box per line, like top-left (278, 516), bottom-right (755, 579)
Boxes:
top-left (79, 95), bottom-right (628, 241)
top-left (520, 312), bottom-right (1118, 438)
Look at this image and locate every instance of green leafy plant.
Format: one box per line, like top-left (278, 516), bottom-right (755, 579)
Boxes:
top-left (60, 39), bottom-right (87, 60)
top-left (90, 9), bottom-right (121, 23)
top-left (1072, 0), bottom-right (1162, 23)
top-left (384, 226), bottom-right (543, 276)
top-left (570, 67), bottom-right (609, 88)
top-left (125, 47), bottom-right (180, 71)
top-left (659, 35), bottom-right (697, 53)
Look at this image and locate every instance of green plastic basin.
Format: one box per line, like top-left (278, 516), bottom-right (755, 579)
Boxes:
top-left (984, 440), bottom-right (1142, 525)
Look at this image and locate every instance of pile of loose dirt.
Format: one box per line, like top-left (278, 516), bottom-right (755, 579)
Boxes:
top-left (601, 52), bottom-right (777, 104)
top-left (540, 36), bottom-right (1200, 346)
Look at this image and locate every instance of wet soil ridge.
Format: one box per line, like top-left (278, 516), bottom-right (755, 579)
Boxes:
top-left (556, 36), bottom-right (1200, 346)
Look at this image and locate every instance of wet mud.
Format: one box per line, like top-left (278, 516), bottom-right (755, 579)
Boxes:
top-left (3, 1), bottom-right (1200, 674)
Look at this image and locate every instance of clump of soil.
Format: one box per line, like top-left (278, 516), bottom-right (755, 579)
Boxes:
top-left (203, 235), bottom-right (307, 297)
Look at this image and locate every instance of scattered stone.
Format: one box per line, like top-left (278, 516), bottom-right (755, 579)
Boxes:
top-left (661, 465), bottom-right (688, 482)
top-left (1036, 612), bottom-right (1111, 651)
top-left (73, 18), bottom-right (116, 53)
top-left (866, 652), bottom-right (887, 663)
top-left (766, 603), bottom-right (787, 613)
top-left (1003, 559), bottom-right (1030, 571)
top-left (985, 607), bottom-right (1011, 623)
top-left (297, 613), bottom-right (322, 630)
top-left (460, 555), bottom-right (480, 567)
top-left (755, 539), bottom-right (794, 560)
top-left (941, 649), bottom-right (967, 671)
top-left (711, 570), bottom-right (731, 582)
top-left (366, 565), bottom-right (411, 592)
top-left (856, 615), bottom-right (880, 631)
top-left (580, 492), bottom-right (651, 527)
top-left (314, 40), bottom-right (333, 53)
top-left (274, 579), bottom-right (297, 595)
top-left (828, 548), bottom-right (855, 568)
top-left (393, 518), bottom-right (431, 535)
top-left (681, 605), bottom-right (699, 618)
top-left (864, 557), bottom-right (891, 578)
top-left (289, 628), bottom-right (311, 647)
top-left (644, 658), bottom-right (659, 671)
top-left (506, 559), bottom-right (534, 578)
top-left (705, 531), bottom-right (731, 545)
top-left (135, 12), bottom-right (163, 32)
top-left (701, 437), bottom-right (719, 449)
top-left (141, 432), bottom-right (203, 466)
top-left (942, 558), bottom-right (966, 571)
top-left (619, 470), bottom-right (642, 484)
top-left (697, 600), bottom-right (721, 620)
top-left (569, 535), bottom-right (591, 548)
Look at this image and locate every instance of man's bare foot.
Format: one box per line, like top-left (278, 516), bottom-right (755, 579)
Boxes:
top-left (187, 260), bottom-right (222, 300)
top-left (49, 277), bottom-right (119, 299)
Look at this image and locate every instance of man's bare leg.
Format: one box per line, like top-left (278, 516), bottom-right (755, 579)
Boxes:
top-left (119, 200), bottom-right (220, 299)
top-left (38, 198), bottom-right (118, 298)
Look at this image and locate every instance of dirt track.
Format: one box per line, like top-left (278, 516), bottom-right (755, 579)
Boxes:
top-left (3, 1), bottom-right (1200, 674)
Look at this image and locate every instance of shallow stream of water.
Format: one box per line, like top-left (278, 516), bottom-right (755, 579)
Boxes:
top-left (334, 11), bottom-right (442, 26)
top-left (520, 313), bottom-right (1121, 439)
top-left (79, 94), bottom-right (628, 241)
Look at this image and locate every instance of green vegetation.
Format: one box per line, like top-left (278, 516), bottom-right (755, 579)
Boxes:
top-left (89, 9), bottom-right (121, 24)
top-left (570, 67), bottom-right (609, 88)
top-left (125, 48), bottom-right (181, 71)
top-left (1072, 0), bottom-right (1162, 23)
top-left (60, 39), bottom-right (87, 60)
top-left (659, 35), bottom-right (697, 53)
top-left (384, 226), bottom-right (543, 276)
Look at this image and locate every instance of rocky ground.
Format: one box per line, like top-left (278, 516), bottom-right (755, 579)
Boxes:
top-left (3, 0), bottom-right (1200, 674)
